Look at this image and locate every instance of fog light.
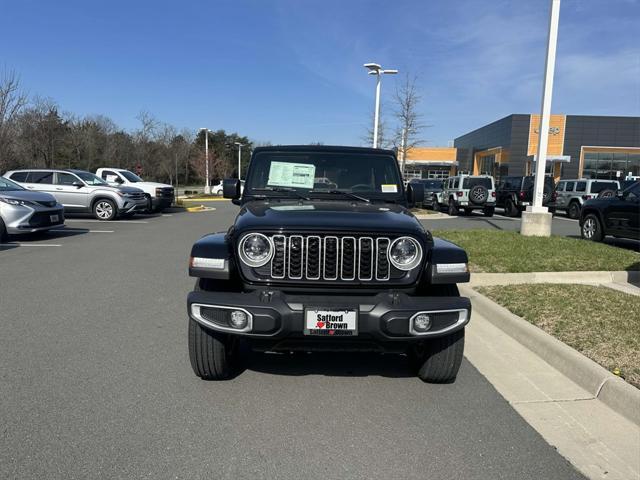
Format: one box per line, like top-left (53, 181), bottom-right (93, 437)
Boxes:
top-left (229, 310), bottom-right (248, 329)
top-left (413, 313), bottom-right (432, 332)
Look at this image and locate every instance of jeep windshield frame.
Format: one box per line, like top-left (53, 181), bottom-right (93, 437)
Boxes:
top-left (244, 150), bottom-right (405, 203)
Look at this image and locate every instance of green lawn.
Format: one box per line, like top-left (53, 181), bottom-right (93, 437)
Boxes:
top-left (433, 230), bottom-right (640, 273)
top-left (477, 284), bottom-right (640, 388)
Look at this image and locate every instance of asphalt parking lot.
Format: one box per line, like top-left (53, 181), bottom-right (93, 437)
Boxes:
top-left (0, 201), bottom-right (587, 479)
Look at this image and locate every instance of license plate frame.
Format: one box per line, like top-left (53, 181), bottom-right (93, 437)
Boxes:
top-left (303, 307), bottom-right (358, 336)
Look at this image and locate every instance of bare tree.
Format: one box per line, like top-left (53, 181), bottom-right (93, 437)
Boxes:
top-left (0, 69), bottom-right (28, 169)
top-left (392, 74), bottom-right (427, 172)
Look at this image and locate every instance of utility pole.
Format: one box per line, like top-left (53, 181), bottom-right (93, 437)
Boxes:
top-left (521, 0), bottom-right (560, 237)
top-left (234, 142), bottom-right (245, 180)
top-left (200, 128), bottom-right (210, 194)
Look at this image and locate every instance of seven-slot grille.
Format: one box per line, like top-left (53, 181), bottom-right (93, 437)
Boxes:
top-left (265, 234), bottom-right (393, 282)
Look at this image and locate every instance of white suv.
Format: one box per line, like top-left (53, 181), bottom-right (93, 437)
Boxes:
top-left (440, 174), bottom-right (496, 217)
top-left (96, 168), bottom-right (174, 212)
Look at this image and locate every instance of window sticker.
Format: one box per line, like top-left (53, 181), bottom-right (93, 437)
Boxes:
top-left (268, 162), bottom-right (316, 189)
top-left (381, 184), bottom-right (398, 193)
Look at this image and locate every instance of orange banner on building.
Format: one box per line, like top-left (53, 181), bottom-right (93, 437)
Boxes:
top-left (527, 114), bottom-right (566, 156)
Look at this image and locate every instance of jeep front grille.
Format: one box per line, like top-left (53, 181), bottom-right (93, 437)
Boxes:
top-left (263, 234), bottom-right (393, 282)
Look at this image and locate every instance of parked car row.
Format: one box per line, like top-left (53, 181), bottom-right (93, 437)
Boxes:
top-left (410, 174), bottom-right (640, 243)
top-left (0, 167), bottom-right (175, 243)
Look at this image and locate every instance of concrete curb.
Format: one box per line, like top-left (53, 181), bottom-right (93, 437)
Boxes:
top-left (470, 270), bottom-right (640, 287)
top-left (460, 285), bottom-right (640, 426)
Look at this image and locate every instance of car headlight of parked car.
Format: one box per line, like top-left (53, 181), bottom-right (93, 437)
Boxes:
top-left (0, 197), bottom-right (36, 207)
top-left (238, 233), bottom-right (273, 267)
top-left (389, 236), bottom-right (422, 270)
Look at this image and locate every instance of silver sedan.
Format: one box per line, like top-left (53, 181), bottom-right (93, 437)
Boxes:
top-left (0, 176), bottom-right (65, 242)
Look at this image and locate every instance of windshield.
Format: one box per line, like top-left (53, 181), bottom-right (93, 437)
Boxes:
top-left (74, 171), bottom-right (109, 186)
top-left (120, 170), bottom-right (143, 182)
top-left (0, 177), bottom-right (25, 192)
top-left (246, 152), bottom-right (403, 198)
top-left (463, 177), bottom-right (492, 189)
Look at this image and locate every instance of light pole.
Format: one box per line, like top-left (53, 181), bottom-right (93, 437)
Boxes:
top-left (234, 142), bottom-right (245, 180)
top-left (199, 128), bottom-right (211, 194)
top-left (521, 0), bottom-right (561, 237)
top-left (364, 63), bottom-right (398, 148)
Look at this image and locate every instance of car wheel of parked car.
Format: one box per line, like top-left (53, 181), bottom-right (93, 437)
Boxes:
top-left (483, 206), bottom-right (495, 217)
top-left (432, 195), bottom-right (439, 210)
top-left (409, 328), bottom-right (465, 383)
top-left (581, 214), bottom-right (604, 242)
top-left (568, 201), bottom-right (581, 220)
top-left (188, 318), bottom-right (246, 380)
top-left (0, 218), bottom-right (8, 243)
top-left (447, 199), bottom-right (458, 216)
top-left (93, 199), bottom-right (117, 221)
top-left (505, 199), bottom-right (518, 217)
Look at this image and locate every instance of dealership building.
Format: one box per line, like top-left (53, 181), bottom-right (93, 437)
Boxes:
top-left (403, 114), bottom-right (639, 182)
top-left (454, 114), bottom-right (640, 182)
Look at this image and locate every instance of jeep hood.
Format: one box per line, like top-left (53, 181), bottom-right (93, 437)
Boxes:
top-left (234, 201), bottom-right (427, 237)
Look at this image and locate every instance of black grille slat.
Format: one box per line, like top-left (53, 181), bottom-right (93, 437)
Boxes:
top-left (358, 237), bottom-right (373, 280)
top-left (341, 237), bottom-right (356, 280)
top-left (271, 235), bottom-right (286, 278)
top-left (306, 236), bottom-right (321, 279)
top-left (324, 237), bottom-right (338, 280)
top-left (288, 236), bottom-right (303, 279)
top-left (376, 238), bottom-right (390, 280)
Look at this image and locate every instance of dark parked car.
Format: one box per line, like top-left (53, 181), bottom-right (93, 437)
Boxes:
top-left (580, 181), bottom-right (640, 242)
top-left (496, 176), bottom-right (555, 217)
top-left (408, 178), bottom-right (443, 209)
top-left (187, 146), bottom-right (472, 383)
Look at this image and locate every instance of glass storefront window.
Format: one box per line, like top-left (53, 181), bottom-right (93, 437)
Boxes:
top-left (627, 153), bottom-right (640, 178)
top-left (583, 152), bottom-right (598, 179)
top-left (596, 153), bottom-right (613, 179)
top-left (612, 153), bottom-right (628, 180)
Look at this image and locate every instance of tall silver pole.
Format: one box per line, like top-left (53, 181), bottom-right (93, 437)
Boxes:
top-left (400, 127), bottom-right (407, 177)
top-left (373, 73), bottom-right (381, 148)
top-left (204, 131), bottom-right (210, 194)
top-left (237, 144), bottom-right (242, 180)
top-left (531, 0), bottom-right (561, 211)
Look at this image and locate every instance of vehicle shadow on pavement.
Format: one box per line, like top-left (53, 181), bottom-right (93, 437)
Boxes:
top-left (566, 234), bottom-right (640, 254)
top-left (458, 216), bottom-right (509, 230)
top-left (246, 351), bottom-right (416, 378)
top-left (0, 243), bottom-right (19, 251)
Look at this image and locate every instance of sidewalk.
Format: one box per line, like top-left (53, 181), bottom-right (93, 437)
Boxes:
top-left (464, 301), bottom-right (640, 480)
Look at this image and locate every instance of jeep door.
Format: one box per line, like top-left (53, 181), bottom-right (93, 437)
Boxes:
top-left (53, 172), bottom-right (90, 211)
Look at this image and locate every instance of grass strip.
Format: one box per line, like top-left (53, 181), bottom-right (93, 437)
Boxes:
top-left (477, 284), bottom-right (640, 388)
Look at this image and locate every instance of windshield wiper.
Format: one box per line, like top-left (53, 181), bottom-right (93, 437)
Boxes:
top-left (251, 187), bottom-right (310, 201)
top-left (310, 189), bottom-right (371, 203)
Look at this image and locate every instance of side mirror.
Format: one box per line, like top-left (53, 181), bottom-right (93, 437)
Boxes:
top-left (406, 183), bottom-right (424, 208)
top-left (72, 181), bottom-right (83, 188)
top-left (223, 178), bottom-right (241, 199)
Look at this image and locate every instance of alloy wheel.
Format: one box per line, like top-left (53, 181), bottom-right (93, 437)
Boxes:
top-left (583, 218), bottom-right (596, 239)
top-left (95, 201), bottom-right (114, 220)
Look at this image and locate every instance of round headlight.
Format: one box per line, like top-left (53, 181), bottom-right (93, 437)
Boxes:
top-left (238, 233), bottom-right (273, 267)
top-left (388, 236), bottom-right (422, 271)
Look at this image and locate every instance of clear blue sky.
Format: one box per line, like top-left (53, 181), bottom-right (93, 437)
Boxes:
top-left (2, 0), bottom-right (638, 146)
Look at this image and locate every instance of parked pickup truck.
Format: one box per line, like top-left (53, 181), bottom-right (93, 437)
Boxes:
top-left (186, 145), bottom-right (472, 383)
top-left (96, 168), bottom-right (174, 212)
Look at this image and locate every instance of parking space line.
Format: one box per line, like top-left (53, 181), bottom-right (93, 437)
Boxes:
top-left (554, 216), bottom-right (578, 223)
top-left (49, 229), bottom-right (114, 233)
top-left (65, 219), bottom-right (149, 224)
top-left (1, 243), bottom-right (62, 247)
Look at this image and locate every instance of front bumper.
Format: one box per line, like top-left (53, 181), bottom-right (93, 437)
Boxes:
top-left (4, 206), bottom-right (65, 234)
top-left (151, 196), bottom-right (173, 209)
top-left (120, 198), bottom-right (148, 213)
top-left (187, 289), bottom-right (471, 351)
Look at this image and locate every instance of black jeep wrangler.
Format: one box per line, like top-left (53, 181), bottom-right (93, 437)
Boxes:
top-left (187, 146), bottom-right (471, 383)
top-left (495, 175), bottom-right (555, 217)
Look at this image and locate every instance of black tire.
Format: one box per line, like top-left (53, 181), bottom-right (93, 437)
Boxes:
top-left (483, 206), bottom-right (495, 217)
top-left (409, 329), bottom-right (465, 383)
top-left (144, 194), bottom-right (154, 213)
top-left (568, 201), bottom-right (581, 220)
top-left (447, 199), bottom-right (458, 216)
top-left (93, 199), bottom-right (117, 221)
top-left (505, 199), bottom-right (519, 217)
top-left (189, 318), bottom-right (245, 380)
top-left (581, 213), bottom-right (604, 242)
top-left (0, 218), bottom-right (8, 243)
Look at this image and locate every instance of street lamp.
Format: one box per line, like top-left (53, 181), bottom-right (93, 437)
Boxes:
top-left (234, 142), bottom-right (245, 180)
top-left (521, 0), bottom-right (561, 237)
top-left (199, 128), bottom-right (211, 194)
top-left (364, 62), bottom-right (398, 148)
